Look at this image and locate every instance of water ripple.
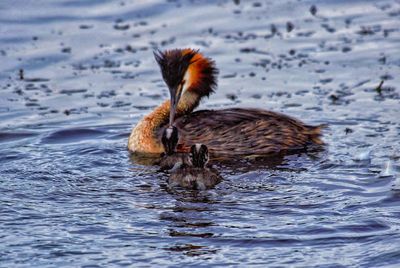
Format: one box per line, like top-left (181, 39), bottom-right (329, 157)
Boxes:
top-left (1, 0), bottom-right (400, 267)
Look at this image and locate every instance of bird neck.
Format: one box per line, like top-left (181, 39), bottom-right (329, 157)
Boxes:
top-left (128, 91), bottom-right (202, 154)
top-left (175, 90), bottom-right (201, 117)
top-left (145, 90), bottom-right (201, 131)
top-left (146, 100), bottom-right (170, 127)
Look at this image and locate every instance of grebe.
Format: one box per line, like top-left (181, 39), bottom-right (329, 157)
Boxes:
top-left (128, 48), bottom-right (324, 157)
top-left (158, 126), bottom-right (190, 170)
top-left (168, 144), bottom-right (222, 190)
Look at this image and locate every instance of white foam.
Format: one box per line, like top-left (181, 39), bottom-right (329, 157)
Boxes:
top-left (354, 150), bottom-right (371, 162)
top-left (381, 159), bottom-right (394, 177)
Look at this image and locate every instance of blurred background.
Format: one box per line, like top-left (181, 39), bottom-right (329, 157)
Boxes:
top-left (1, 0), bottom-right (399, 267)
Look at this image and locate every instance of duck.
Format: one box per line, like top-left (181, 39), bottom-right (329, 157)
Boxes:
top-left (168, 143), bottom-right (222, 190)
top-left (128, 48), bottom-right (324, 158)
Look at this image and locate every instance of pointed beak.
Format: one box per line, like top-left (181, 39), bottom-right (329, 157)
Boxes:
top-left (169, 84), bottom-right (183, 125)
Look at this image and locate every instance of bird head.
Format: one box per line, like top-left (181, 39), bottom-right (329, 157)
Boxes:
top-left (154, 48), bottom-right (218, 125)
top-left (161, 126), bottom-right (179, 156)
top-left (190, 143), bottom-right (209, 168)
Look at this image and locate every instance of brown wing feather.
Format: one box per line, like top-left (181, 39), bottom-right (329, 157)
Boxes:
top-left (168, 108), bottom-right (324, 157)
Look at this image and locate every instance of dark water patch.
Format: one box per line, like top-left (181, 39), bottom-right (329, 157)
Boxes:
top-left (165, 243), bottom-right (218, 257)
top-left (310, 5), bottom-right (317, 16)
top-left (1, 0), bottom-right (400, 267)
top-left (221, 73), bottom-right (237, 79)
top-left (0, 150), bottom-right (28, 163)
top-left (387, 8), bottom-right (400, 17)
top-left (362, 249), bottom-right (400, 267)
top-left (59, 88), bottom-right (88, 95)
top-left (321, 23), bottom-right (336, 33)
top-left (111, 101), bottom-right (131, 108)
top-left (23, 78), bottom-right (50, 83)
top-left (79, 24), bottom-right (94, 29)
top-left (336, 220), bottom-right (390, 233)
top-left (113, 23), bottom-right (130, 31)
top-left (41, 128), bottom-right (108, 144)
top-left (296, 30), bottom-right (315, 37)
top-left (61, 47), bottom-right (71, 53)
top-left (66, 146), bottom-right (119, 156)
top-left (0, 131), bottom-right (38, 143)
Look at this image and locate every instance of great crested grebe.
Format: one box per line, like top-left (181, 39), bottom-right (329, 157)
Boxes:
top-left (128, 48), bottom-right (324, 157)
top-left (159, 126), bottom-right (190, 170)
top-left (168, 144), bottom-right (222, 190)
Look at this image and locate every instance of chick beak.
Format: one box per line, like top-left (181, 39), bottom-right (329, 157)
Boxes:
top-left (169, 84), bottom-right (183, 125)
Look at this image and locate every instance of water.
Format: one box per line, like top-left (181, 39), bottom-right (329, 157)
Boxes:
top-left (1, 0), bottom-right (400, 266)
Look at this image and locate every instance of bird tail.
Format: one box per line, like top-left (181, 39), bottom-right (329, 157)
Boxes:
top-left (305, 124), bottom-right (327, 145)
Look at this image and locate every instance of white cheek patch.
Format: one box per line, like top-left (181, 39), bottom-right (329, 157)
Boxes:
top-left (195, 143), bottom-right (202, 152)
top-left (166, 128), bottom-right (173, 139)
top-left (182, 69), bottom-right (191, 93)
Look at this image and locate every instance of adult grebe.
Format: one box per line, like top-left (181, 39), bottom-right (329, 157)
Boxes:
top-left (168, 144), bottom-right (222, 190)
top-left (128, 48), bottom-right (324, 157)
top-left (159, 126), bottom-right (190, 171)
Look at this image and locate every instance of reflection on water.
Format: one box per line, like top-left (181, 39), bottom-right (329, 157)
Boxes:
top-left (1, 0), bottom-right (400, 266)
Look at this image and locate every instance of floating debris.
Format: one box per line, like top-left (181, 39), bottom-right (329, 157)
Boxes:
top-left (79, 24), bottom-right (93, 29)
top-left (310, 5), bottom-right (317, 16)
top-left (321, 23), bottom-right (336, 33)
top-left (375, 80), bottom-right (384, 95)
top-left (271, 24), bottom-right (277, 35)
top-left (286, 21), bottom-right (294, 32)
top-left (329, 94), bottom-right (339, 104)
top-left (19, 69), bottom-right (24, 80)
top-left (226, 94), bottom-right (237, 101)
top-left (345, 128), bottom-right (353, 134)
top-left (342, 47), bottom-right (351, 53)
top-left (61, 47), bottom-right (71, 53)
top-left (357, 26), bottom-right (375, 36)
top-left (321, 78), bottom-right (333, 84)
top-left (114, 24), bottom-right (130, 30)
top-left (24, 78), bottom-right (50, 82)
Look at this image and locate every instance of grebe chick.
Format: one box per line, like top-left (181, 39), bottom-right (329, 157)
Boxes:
top-left (168, 144), bottom-right (222, 190)
top-left (159, 126), bottom-right (190, 171)
top-left (128, 48), bottom-right (324, 158)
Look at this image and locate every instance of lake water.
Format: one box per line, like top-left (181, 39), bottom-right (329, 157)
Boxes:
top-left (1, 0), bottom-right (400, 267)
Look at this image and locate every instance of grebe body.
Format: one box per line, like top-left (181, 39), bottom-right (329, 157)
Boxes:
top-left (128, 49), bottom-right (324, 158)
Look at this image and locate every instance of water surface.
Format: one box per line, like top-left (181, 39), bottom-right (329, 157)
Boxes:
top-left (1, 0), bottom-right (400, 267)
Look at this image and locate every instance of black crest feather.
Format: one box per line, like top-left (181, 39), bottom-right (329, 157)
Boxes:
top-left (154, 48), bottom-right (218, 98)
top-left (154, 49), bottom-right (196, 89)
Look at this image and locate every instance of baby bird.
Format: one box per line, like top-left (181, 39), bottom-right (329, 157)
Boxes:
top-left (168, 144), bottom-right (222, 190)
top-left (159, 126), bottom-right (190, 171)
